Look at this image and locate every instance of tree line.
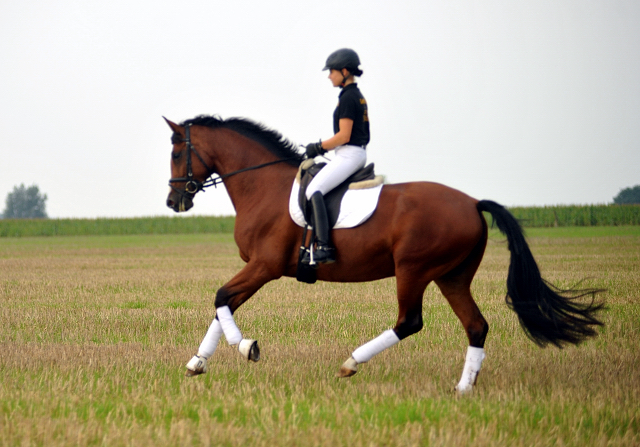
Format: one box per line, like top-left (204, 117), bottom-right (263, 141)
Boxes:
top-left (2, 183), bottom-right (639, 219)
top-left (1, 184), bottom-right (48, 219)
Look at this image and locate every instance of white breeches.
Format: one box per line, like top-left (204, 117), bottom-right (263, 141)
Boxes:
top-left (305, 145), bottom-right (367, 199)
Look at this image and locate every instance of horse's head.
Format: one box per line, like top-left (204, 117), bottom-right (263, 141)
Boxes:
top-left (164, 118), bottom-right (214, 213)
top-left (164, 114), bottom-right (305, 213)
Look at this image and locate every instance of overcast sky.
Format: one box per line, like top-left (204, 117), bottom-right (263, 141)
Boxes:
top-left (1, 1), bottom-right (638, 218)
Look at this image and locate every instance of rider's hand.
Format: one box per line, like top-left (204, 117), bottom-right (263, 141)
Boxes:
top-left (305, 141), bottom-right (326, 158)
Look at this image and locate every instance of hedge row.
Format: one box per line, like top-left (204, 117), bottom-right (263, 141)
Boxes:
top-left (1, 204), bottom-right (639, 237)
top-left (0, 216), bottom-right (235, 237)
top-left (507, 204), bottom-right (640, 227)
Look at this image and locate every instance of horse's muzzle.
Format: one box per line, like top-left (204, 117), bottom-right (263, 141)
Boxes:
top-left (166, 192), bottom-right (193, 212)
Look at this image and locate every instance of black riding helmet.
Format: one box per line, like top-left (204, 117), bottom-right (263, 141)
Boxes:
top-left (323, 48), bottom-right (363, 76)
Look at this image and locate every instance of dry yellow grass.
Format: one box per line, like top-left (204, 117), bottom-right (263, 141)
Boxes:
top-left (0, 231), bottom-right (638, 446)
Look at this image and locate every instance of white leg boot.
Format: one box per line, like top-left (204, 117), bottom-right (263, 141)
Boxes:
top-left (238, 338), bottom-right (260, 362)
top-left (216, 305), bottom-right (260, 362)
top-left (185, 317), bottom-right (223, 376)
top-left (455, 346), bottom-right (486, 394)
top-left (338, 330), bottom-right (400, 377)
top-left (185, 354), bottom-right (208, 376)
top-left (216, 305), bottom-right (242, 345)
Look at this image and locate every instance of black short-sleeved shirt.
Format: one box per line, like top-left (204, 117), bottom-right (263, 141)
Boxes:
top-left (333, 83), bottom-right (370, 147)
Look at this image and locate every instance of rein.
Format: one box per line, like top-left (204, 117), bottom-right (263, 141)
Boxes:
top-left (169, 124), bottom-right (299, 196)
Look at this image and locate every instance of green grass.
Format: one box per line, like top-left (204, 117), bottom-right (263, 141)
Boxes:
top-left (1, 204), bottom-right (639, 239)
top-left (0, 228), bottom-right (638, 446)
top-left (507, 204), bottom-right (640, 227)
top-left (490, 225), bottom-right (640, 238)
top-left (0, 215), bottom-right (235, 237)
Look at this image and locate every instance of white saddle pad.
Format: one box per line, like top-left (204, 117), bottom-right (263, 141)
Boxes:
top-left (288, 179), bottom-right (384, 229)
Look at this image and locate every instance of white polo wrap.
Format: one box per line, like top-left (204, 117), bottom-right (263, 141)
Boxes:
top-left (352, 329), bottom-right (400, 363)
top-left (456, 346), bottom-right (486, 393)
top-left (197, 317), bottom-right (223, 358)
top-left (216, 305), bottom-right (243, 346)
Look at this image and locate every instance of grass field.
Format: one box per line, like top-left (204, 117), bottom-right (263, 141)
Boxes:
top-left (1, 203), bottom-right (639, 238)
top-left (1, 228), bottom-right (638, 446)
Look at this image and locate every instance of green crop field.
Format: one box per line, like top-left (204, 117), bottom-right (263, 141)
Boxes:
top-left (1, 228), bottom-right (638, 446)
top-left (1, 204), bottom-right (639, 239)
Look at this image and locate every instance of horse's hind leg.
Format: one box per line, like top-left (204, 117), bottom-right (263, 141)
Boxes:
top-left (434, 241), bottom-right (489, 393)
top-left (338, 273), bottom-right (428, 378)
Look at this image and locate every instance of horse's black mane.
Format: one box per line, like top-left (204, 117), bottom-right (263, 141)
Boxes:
top-left (179, 115), bottom-right (304, 167)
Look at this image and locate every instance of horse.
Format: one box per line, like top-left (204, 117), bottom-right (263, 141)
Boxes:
top-left (164, 114), bottom-right (604, 393)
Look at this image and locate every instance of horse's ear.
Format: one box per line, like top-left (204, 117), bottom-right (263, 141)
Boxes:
top-left (163, 117), bottom-right (183, 134)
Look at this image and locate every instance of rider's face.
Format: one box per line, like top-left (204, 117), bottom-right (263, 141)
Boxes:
top-left (328, 69), bottom-right (348, 87)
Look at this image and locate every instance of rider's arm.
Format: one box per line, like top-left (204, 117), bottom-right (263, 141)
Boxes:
top-left (322, 118), bottom-right (353, 150)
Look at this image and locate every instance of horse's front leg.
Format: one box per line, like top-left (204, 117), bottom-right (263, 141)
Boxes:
top-left (185, 262), bottom-right (275, 376)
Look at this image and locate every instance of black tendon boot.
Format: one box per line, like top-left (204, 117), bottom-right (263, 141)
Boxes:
top-left (304, 192), bottom-right (336, 265)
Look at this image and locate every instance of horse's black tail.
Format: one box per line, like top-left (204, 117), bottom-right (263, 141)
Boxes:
top-left (477, 200), bottom-right (605, 348)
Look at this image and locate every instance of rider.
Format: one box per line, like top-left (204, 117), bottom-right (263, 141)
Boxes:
top-left (304, 48), bottom-right (370, 265)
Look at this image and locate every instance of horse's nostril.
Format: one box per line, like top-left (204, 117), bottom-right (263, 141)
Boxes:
top-left (166, 198), bottom-right (174, 208)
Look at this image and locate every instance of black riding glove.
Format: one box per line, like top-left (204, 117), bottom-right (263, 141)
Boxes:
top-left (305, 141), bottom-right (326, 158)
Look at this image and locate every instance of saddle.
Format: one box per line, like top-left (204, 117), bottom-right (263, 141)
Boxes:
top-left (297, 159), bottom-right (377, 228)
top-left (294, 160), bottom-right (382, 284)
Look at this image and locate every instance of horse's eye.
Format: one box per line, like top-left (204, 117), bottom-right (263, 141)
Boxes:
top-left (172, 151), bottom-right (181, 161)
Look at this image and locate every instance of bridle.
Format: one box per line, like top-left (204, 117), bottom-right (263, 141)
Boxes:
top-left (168, 123), bottom-right (299, 198)
top-left (169, 124), bottom-right (213, 196)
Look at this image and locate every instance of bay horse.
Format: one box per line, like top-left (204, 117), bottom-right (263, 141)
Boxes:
top-left (165, 115), bottom-right (603, 393)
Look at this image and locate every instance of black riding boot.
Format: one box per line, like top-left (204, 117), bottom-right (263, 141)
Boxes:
top-left (304, 192), bottom-right (336, 265)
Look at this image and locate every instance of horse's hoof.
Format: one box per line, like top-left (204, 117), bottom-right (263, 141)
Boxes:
top-left (454, 384), bottom-right (474, 396)
top-left (238, 339), bottom-right (260, 362)
top-left (185, 355), bottom-right (207, 376)
top-left (455, 370), bottom-right (480, 395)
top-left (337, 357), bottom-right (358, 378)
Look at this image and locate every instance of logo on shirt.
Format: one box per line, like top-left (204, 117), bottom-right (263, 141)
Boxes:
top-left (361, 98), bottom-right (369, 122)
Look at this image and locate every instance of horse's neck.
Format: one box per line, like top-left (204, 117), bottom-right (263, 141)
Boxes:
top-left (206, 130), bottom-right (297, 216)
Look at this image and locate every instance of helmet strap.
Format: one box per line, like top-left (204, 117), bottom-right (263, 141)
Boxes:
top-left (340, 69), bottom-right (353, 88)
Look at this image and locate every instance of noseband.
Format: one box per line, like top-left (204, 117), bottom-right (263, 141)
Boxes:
top-left (168, 124), bottom-right (300, 199)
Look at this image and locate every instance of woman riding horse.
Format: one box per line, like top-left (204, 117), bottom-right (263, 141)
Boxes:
top-left (303, 48), bottom-right (370, 265)
top-left (165, 111), bottom-right (603, 394)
